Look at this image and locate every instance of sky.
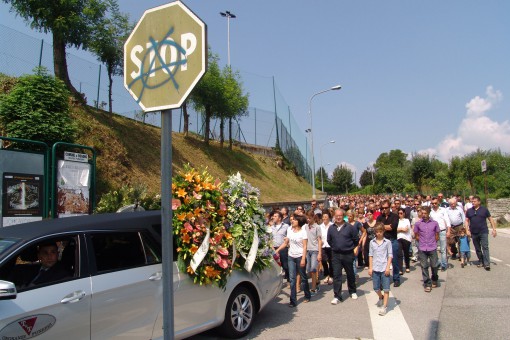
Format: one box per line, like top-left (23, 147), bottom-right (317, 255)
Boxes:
top-left (2, 0), bottom-right (510, 185)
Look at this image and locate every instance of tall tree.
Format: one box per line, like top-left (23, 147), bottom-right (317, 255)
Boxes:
top-left (221, 66), bottom-right (249, 150)
top-left (410, 153), bottom-right (434, 192)
top-left (3, 0), bottom-right (110, 98)
top-left (89, 0), bottom-right (132, 113)
top-left (332, 165), bottom-right (353, 194)
top-left (359, 168), bottom-right (374, 187)
top-left (190, 52), bottom-right (223, 145)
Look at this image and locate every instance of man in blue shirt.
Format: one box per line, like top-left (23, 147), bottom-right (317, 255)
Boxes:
top-left (465, 196), bottom-right (497, 271)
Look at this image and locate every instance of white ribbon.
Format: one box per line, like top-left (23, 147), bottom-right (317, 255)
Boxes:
top-left (191, 227), bottom-right (210, 272)
top-left (244, 225), bottom-right (259, 272)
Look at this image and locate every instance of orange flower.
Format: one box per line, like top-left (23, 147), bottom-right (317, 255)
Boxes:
top-left (194, 184), bottom-right (203, 192)
top-left (185, 173), bottom-right (194, 182)
top-left (182, 233), bottom-right (191, 243)
top-left (187, 266), bottom-right (195, 275)
top-left (190, 244), bottom-right (198, 254)
top-left (177, 188), bottom-right (187, 198)
top-left (194, 174), bottom-right (201, 183)
top-left (177, 212), bottom-right (187, 221)
top-left (172, 183), bottom-right (176, 191)
top-left (204, 266), bottom-right (220, 278)
top-left (194, 207), bottom-right (202, 216)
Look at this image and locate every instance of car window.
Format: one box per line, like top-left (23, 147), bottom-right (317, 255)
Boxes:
top-left (0, 236), bottom-right (78, 292)
top-left (91, 231), bottom-right (157, 273)
top-left (149, 224), bottom-right (177, 261)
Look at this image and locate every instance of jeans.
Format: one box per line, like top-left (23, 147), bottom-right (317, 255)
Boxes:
top-left (439, 230), bottom-right (447, 268)
top-left (419, 249), bottom-right (439, 287)
top-left (471, 233), bottom-right (490, 267)
top-left (332, 251), bottom-right (356, 298)
top-left (288, 256), bottom-right (310, 304)
top-left (372, 271), bottom-right (391, 292)
top-left (277, 247), bottom-right (289, 281)
top-left (390, 239), bottom-right (400, 283)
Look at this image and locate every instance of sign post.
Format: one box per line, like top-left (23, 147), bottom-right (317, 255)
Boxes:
top-left (124, 2), bottom-right (206, 338)
top-left (481, 159), bottom-right (488, 205)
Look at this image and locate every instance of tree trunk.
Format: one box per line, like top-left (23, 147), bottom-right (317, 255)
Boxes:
top-left (183, 101), bottom-right (189, 137)
top-left (107, 63), bottom-right (113, 113)
top-left (219, 118), bottom-right (224, 148)
top-left (204, 105), bottom-right (211, 145)
top-left (52, 32), bottom-right (81, 102)
top-left (228, 117), bottom-right (233, 150)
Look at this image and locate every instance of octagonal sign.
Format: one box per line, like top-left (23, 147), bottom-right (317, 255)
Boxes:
top-left (124, 1), bottom-right (207, 112)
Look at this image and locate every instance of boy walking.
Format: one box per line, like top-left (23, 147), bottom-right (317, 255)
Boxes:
top-left (369, 223), bottom-right (393, 316)
top-left (458, 227), bottom-right (471, 268)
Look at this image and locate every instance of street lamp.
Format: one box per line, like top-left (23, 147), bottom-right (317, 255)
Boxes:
top-left (309, 85), bottom-right (342, 199)
top-left (320, 140), bottom-right (335, 192)
top-left (219, 11), bottom-right (236, 66)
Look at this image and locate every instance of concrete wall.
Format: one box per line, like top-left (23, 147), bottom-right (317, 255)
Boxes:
top-left (487, 198), bottom-right (510, 223)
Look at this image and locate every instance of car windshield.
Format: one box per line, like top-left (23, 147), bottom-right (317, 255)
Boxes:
top-left (0, 238), bottom-right (20, 257)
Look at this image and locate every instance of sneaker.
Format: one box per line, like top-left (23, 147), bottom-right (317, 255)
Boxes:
top-left (405, 268), bottom-right (410, 273)
top-left (310, 289), bottom-right (317, 297)
top-left (316, 285), bottom-right (321, 292)
top-left (461, 263), bottom-right (465, 268)
top-left (485, 266), bottom-right (491, 271)
top-left (376, 298), bottom-right (384, 307)
top-left (331, 298), bottom-right (340, 305)
top-left (351, 293), bottom-right (358, 300)
top-left (411, 256), bottom-right (418, 263)
top-left (379, 307), bottom-right (387, 316)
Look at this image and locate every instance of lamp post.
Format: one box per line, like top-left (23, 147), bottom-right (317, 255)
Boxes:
top-left (320, 140), bottom-right (335, 192)
top-left (309, 85), bottom-right (342, 199)
top-left (219, 10), bottom-right (236, 66)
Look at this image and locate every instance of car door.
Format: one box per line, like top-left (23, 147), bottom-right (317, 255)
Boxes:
top-left (88, 230), bottom-right (162, 340)
top-left (0, 235), bottom-right (91, 340)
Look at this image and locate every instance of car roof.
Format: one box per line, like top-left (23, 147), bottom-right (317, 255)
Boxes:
top-left (0, 211), bottom-right (162, 240)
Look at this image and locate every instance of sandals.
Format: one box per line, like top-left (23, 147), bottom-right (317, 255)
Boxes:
top-left (424, 286), bottom-right (431, 292)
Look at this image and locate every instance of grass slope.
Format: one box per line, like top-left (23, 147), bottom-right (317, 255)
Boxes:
top-left (73, 106), bottom-right (313, 203)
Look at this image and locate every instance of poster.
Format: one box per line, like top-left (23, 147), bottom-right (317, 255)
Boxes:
top-left (2, 173), bottom-right (43, 226)
top-left (56, 160), bottom-right (91, 218)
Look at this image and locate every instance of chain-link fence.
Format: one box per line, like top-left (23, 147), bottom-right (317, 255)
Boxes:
top-left (0, 24), bottom-right (312, 180)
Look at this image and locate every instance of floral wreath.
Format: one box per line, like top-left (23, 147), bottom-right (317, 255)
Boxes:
top-left (172, 166), bottom-right (233, 288)
top-left (223, 172), bottom-right (274, 273)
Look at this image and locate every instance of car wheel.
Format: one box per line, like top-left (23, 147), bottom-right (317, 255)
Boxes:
top-left (219, 286), bottom-right (255, 338)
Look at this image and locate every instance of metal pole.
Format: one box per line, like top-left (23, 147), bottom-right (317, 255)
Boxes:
top-left (161, 109), bottom-right (174, 339)
top-left (273, 76), bottom-right (279, 148)
top-left (254, 108), bottom-right (257, 145)
top-left (320, 148), bottom-right (324, 193)
top-left (96, 65), bottom-right (101, 109)
top-left (38, 39), bottom-right (44, 68)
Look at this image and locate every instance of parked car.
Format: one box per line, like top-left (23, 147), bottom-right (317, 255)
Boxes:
top-left (0, 211), bottom-right (283, 339)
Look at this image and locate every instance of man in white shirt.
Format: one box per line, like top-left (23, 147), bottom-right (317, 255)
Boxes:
top-left (430, 197), bottom-right (451, 271)
top-left (446, 198), bottom-right (465, 260)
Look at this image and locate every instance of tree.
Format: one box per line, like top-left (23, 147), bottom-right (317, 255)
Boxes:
top-left (374, 149), bottom-right (408, 170)
top-left (221, 66), bottom-right (249, 150)
top-left (375, 167), bottom-right (407, 194)
top-left (359, 168), bottom-right (374, 187)
top-left (332, 165), bottom-right (353, 193)
top-left (409, 153), bottom-right (434, 192)
top-left (0, 67), bottom-right (76, 146)
top-left (3, 0), bottom-right (110, 98)
top-left (190, 51), bottom-right (223, 145)
top-left (89, 0), bottom-right (132, 113)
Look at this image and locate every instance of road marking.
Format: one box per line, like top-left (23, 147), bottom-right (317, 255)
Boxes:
top-left (469, 250), bottom-right (503, 262)
top-left (366, 290), bottom-right (414, 340)
top-left (505, 264), bottom-right (510, 268)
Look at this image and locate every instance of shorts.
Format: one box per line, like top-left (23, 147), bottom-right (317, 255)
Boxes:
top-left (306, 250), bottom-right (319, 273)
top-left (372, 271), bottom-right (390, 292)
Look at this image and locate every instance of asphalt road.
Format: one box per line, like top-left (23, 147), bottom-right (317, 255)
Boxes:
top-left (190, 228), bottom-right (510, 340)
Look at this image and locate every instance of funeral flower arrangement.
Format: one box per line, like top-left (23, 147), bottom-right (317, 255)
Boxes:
top-left (223, 172), bottom-right (274, 274)
top-left (172, 167), bottom-right (274, 288)
top-left (172, 166), bottom-right (233, 288)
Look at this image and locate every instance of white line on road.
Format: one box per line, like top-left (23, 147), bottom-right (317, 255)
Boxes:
top-left (366, 290), bottom-right (414, 340)
top-left (505, 264), bottom-right (510, 268)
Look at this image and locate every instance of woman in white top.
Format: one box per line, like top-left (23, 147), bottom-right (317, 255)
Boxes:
top-left (320, 210), bottom-right (334, 284)
top-left (397, 208), bottom-right (412, 274)
top-left (275, 214), bottom-right (311, 307)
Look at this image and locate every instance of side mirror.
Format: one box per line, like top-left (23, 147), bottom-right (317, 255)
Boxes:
top-left (0, 280), bottom-right (17, 300)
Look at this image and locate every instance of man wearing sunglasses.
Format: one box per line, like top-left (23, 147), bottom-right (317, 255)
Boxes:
top-left (465, 196), bottom-right (497, 271)
top-left (376, 199), bottom-right (400, 287)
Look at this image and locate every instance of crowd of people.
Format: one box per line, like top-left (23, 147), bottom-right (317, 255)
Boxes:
top-left (268, 193), bottom-right (497, 316)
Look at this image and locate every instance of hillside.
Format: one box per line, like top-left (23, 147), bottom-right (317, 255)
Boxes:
top-left (72, 105), bottom-right (315, 203)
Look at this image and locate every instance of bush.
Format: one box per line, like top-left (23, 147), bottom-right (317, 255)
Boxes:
top-left (95, 184), bottom-right (161, 213)
top-left (0, 67), bottom-right (76, 146)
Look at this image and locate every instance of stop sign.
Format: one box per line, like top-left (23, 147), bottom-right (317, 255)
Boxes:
top-left (124, 1), bottom-right (207, 112)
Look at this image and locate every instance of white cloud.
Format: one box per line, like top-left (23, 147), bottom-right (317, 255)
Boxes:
top-left (429, 86), bottom-right (510, 162)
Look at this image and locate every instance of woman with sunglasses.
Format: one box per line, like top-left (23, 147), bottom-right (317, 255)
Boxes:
top-left (363, 210), bottom-right (377, 270)
top-left (397, 208), bottom-right (412, 274)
